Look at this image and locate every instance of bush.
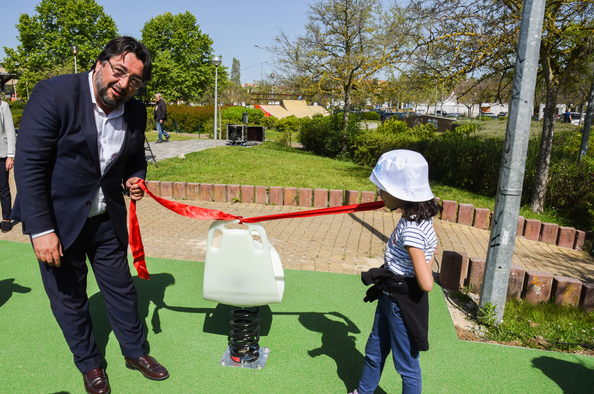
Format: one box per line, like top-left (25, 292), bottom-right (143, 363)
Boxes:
top-left (424, 129), bottom-right (504, 195)
top-left (352, 120), bottom-right (435, 166)
top-left (221, 106), bottom-right (266, 126)
top-left (276, 115), bottom-right (301, 133)
top-left (261, 115), bottom-right (277, 130)
top-left (299, 113), bottom-right (362, 159)
top-left (360, 111), bottom-right (380, 121)
top-left (421, 124), bottom-right (594, 230)
top-left (164, 105), bottom-right (216, 134)
top-left (546, 158), bottom-right (594, 229)
top-left (524, 129), bottom-right (594, 229)
top-left (451, 121), bottom-right (479, 135)
top-left (8, 101), bottom-right (25, 129)
top-left (277, 130), bottom-right (293, 146)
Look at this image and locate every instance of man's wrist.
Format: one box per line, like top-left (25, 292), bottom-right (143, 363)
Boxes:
top-left (32, 230), bottom-right (55, 239)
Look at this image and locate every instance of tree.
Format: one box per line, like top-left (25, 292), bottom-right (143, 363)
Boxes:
top-left (3, 0), bottom-right (118, 94)
top-left (274, 0), bottom-right (411, 125)
top-left (141, 11), bottom-right (227, 103)
top-left (230, 58), bottom-right (241, 86)
top-left (414, 0), bottom-right (594, 212)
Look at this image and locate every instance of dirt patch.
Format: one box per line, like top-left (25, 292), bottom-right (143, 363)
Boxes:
top-left (442, 288), bottom-right (594, 357)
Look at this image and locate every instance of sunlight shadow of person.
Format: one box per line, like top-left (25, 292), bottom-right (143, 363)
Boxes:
top-left (299, 311), bottom-right (388, 394)
top-left (88, 273), bottom-right (177, 360)
top-left (532, 355), bottom-right (594, 393)
top-left (0, 278), bottom-right (31, 308)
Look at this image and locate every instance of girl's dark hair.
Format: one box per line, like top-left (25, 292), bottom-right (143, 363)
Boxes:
top-left (95, 36), bottom-right (152, 81)
top-left (401, 198), bottom-right (442, 223)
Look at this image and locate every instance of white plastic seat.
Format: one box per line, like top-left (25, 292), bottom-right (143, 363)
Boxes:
top-left (203, 220), bottom-right (285, 307)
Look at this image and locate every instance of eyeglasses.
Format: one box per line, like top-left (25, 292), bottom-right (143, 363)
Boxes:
top-left (105, 59), bottom-right (144, 89)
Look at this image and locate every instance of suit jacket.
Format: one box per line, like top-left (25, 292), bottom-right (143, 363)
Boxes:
top-left (12, 71), bottom-right (147, 250)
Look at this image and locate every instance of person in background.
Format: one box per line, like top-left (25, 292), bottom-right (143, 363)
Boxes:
top-left (564, 108), bottom-right (572, 123)
top-left (13, 36), bottom-right (169, 394)
top-left (0, 95), bottom-right (16, 233)
top-left (154, 93), bottom-right (169, 143)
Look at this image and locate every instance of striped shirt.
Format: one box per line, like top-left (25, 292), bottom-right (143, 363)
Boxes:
top-left (384, 217), bottom-right (438, 277)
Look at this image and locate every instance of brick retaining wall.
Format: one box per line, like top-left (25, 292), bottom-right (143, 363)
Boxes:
top-left (440, 251), bottom-right (594, 311)
top-left (145, 180), bottom-right (592, 250)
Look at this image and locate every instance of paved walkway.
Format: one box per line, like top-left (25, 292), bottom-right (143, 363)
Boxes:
top-left (3, 139), bottom-right (594, 282)
top-left (145, 137), bottom-right (228, 161)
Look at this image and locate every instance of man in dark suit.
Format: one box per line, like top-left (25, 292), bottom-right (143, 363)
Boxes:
top-left (13, 37), bottom-right (168, 394)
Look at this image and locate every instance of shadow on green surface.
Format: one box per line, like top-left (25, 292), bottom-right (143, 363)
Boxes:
top-left (532, 356), bottom-right (594, 393)
top-left (0, 278), bottom-right (31, 308)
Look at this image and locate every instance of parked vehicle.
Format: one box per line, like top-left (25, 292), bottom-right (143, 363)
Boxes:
top-left (436, 110), bottom-right (448, 116)
top-left (571, 113), bottom-right (582, 126)
top-left (446, 113), bottom-right (462, 119)
top-left (497, 111), bottom-right (507, 117)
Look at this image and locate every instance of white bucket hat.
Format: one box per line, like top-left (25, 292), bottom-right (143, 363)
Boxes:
top-left (369, 150), bottom-right (434, 202)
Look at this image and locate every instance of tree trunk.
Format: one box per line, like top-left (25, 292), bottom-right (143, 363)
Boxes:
top-left (343, 87), bottom-right (352, 125)
top-left (530, 83), bottom-right (558, 213)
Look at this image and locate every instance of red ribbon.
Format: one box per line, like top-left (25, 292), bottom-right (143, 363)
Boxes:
top-left (129, 179), bottom-right (385, 279)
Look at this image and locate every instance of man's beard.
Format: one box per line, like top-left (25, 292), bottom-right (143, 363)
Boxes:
top-left (94, 70), bottom-right (130, 108)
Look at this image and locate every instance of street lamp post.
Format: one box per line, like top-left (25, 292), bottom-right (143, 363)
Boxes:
top-left (70, 45), bottom-right (80, 74)
top-left (254, 45), bottom-right (268, 81)
top-left (211, 56), bottom-right (222, 140)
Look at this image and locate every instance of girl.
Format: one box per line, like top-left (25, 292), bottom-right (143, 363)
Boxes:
top-left (350, 149), bottom-right (441, 394)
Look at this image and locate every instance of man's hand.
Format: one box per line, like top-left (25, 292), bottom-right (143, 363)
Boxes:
top-left (32, 233), bottom-right (63, 267)
top-left (125, 177), bottom-right (145, 201)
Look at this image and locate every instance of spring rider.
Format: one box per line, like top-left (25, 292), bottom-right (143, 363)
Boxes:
top-left (203, 220), bottom-right (285, 369)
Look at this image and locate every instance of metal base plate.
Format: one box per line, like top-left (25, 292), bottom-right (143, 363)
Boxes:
top-left (219, 347), bottom-right (270, 369)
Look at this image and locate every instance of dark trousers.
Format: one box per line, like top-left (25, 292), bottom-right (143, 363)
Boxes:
top-left (38, 213), bottom-right (146, 373)
top-left (0, 158), bottom-right (11, 220)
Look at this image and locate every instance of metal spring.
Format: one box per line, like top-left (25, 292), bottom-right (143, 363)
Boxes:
top-left (229, 306), bottom-right (261, 363)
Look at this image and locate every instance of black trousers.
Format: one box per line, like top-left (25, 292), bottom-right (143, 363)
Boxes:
top-left (0, 158), bottom-right (11, 220)
top-left (38, 213), bottom-right (146, 373)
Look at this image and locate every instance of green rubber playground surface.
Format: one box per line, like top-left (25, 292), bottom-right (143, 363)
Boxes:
top-left (1, 240), bottom-right (593, 393)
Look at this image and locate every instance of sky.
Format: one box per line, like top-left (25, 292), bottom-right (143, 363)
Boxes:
top-left (0, 0), bottom-right (311, 84)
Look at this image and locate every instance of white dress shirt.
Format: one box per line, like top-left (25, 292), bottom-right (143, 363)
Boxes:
top-left (87, 70), bottom-right (127, 217)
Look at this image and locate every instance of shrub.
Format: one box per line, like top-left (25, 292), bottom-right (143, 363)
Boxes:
top-left (524, 129), bottom-right (594, 229)
top-left (165, 105), bottom-right (216, 134)
top-left (299, 113), bottom-right (362, 159)
top-left (261, 115), bottom-right (277, 129)
top-left (221, 106), bottom-right (266, 126)
top-left (276, 115), bottom-right (301, 133)
top-left (424, 130), bottom-right (503, 195)
top-left (546, 158), bottom-right (594, 229)
top-left (360, 111), bottom-right (380, 121)
top-left (352, 120), bottom-right (435, 166)
top-left (277, 130), bottom-right (293, 146)
top-left (451, 121), bottom-right (479, 135)
top-left (8, 101), bottom-right (24, 129)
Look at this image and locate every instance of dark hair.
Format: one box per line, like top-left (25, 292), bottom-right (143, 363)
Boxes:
top-left (401, 199), bottom-right (442, 223)
top-left (95, 36), bottom-right (152, 81)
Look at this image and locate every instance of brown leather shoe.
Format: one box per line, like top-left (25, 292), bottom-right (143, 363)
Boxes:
top-left (83, 367), bottom-right (110, 394)
top-left (125, 354), bottom-right (169, 380)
